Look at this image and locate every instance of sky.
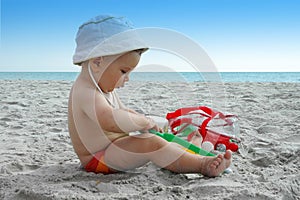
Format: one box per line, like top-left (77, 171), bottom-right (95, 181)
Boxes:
top-left (0, 0), bottom-right (299, 72)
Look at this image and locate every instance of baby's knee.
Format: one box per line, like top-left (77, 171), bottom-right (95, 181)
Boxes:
top-left (148, 134), bottom-right (168, 151)
top-left (135, 133), bottom-right (167, 151)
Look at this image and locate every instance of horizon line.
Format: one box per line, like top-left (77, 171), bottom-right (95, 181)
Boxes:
top-left (0, 71), bottom-right (299, 73)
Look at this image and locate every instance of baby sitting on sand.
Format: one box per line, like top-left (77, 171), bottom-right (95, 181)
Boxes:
top-left (68, 14), bottom-right (231, 177)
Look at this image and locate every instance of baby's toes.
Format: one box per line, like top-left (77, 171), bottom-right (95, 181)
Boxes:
top-left (212, 160), bottom-right (219, 168)
top-left (216, 157), bottom-right (223, 164)
top-left (224, 150), bottom-right (232, 159)
top-left (217, 154), bottom-right (224, 160)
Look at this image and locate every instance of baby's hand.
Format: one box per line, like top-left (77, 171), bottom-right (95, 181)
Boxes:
top-left (144, 117), bottom-right (163, 133)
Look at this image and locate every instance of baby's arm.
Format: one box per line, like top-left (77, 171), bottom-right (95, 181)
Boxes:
top-left (84, 93), bottom-right (156, 133)
top-left (122, 108), bottom-right (139, 114)
top-left (114, 91), bottom-right (139, 114)
top-left (113, 91), bottom-right (161, 132)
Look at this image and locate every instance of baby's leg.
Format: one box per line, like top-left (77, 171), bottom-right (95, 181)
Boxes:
top-left (104, 133), bottom-right (231, 177)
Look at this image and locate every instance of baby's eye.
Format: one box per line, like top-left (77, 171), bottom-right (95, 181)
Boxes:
top-left (121, 70), bottom-right (127, 74)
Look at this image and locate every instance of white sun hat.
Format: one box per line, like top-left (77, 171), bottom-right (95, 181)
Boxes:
top-left (73, 14), bottom-right (149, 65)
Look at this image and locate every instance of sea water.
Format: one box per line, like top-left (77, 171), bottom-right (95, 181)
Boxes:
top-left (0, 72), bottom-right (299, 82)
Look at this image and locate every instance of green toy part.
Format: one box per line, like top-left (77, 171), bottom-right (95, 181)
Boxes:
top-left (149, 130), bottom-right (215, 156)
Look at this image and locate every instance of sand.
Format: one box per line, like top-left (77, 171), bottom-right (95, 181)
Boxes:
top-left (0, 80), bottom-right (299, 200)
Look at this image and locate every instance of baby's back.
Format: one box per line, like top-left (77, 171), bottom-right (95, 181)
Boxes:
top-left (68, 78), bottom-right (112, 165)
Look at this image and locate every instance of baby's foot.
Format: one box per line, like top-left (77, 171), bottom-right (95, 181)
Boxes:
top-left (199, 150), bottom-right (232, 177)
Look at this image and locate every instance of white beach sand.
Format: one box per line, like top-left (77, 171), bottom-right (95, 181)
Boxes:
top-left (0, 80), bottom-right (299, 200)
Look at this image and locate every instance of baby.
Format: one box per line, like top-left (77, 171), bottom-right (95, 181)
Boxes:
top-left (68, 15), bottom-right (231, 177)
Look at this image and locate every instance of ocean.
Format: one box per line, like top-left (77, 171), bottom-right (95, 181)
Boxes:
top-left (0, 72), bottom-right (299, 82)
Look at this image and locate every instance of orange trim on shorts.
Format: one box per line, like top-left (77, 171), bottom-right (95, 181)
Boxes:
top-left (84, 151), bottom-right (116, 174)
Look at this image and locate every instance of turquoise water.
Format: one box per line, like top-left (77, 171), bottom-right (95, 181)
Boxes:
top-left (0, 72), bottom-right (299, 82)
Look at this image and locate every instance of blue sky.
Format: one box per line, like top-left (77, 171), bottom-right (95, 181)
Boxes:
top-left (0, 0), bottom-right (299, 72)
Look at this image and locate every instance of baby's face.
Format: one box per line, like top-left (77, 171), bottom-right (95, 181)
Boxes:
top-left (99, 51), bottom-right (140, 92)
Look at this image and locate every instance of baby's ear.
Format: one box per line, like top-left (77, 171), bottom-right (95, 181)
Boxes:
top-left (92, 57), bottom-right (103, 67)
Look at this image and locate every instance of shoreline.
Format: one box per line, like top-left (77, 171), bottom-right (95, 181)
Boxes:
top-left (0, 72), bottom-right (300, 83)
